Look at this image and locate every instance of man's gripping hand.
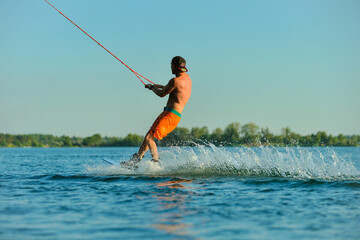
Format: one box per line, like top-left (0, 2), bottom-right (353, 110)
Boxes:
top-left (145, 84), bottom-right (154, 90)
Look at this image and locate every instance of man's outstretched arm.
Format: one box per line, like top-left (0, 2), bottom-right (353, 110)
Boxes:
top-left (145, 79), bottom-right (175, 98)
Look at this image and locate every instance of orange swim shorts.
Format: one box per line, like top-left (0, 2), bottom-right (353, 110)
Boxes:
top-left (149, 108), bottom-right (181, 140)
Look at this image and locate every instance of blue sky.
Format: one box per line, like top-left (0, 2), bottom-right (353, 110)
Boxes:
top-left (0, 0), bottom-right (359, 137)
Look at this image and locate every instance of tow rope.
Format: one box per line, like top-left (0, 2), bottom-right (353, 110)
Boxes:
top-left (43, 0), bottom-right (154, 85)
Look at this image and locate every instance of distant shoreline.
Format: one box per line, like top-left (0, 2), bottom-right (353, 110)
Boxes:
top-left (0, 145), bottom-right (360, 149)
top-left (1, 122), bottom-right (359, 147)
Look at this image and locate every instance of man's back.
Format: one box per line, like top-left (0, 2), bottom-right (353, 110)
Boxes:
top-left (167, 72), bottom-right (192, 114)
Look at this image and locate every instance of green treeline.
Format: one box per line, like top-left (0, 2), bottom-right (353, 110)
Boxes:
top-left (1, 122), bottom-right (359, 147)
top-left (163, 123), bottom-right (360, 147)
top-left (0, 133), bottom-right (143, 148)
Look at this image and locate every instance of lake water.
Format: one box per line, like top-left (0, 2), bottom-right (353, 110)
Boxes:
top-left (0, 146), bottom-right (359, 240)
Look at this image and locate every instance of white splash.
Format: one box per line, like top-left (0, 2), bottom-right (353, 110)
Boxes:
top-left (87, 144), bottom-right (360, 180)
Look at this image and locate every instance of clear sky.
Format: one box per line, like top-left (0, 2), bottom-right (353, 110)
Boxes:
top-left (1, 0), bottom-right (359, 137)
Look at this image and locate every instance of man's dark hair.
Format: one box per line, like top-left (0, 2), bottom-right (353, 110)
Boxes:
top-left (171, 56), bottom-right (186, 68)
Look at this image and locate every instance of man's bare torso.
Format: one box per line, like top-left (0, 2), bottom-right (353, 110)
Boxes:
top-left (166, 72), bottom-right (192, 114)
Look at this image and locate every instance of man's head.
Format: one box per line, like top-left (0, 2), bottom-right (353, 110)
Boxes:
top-left (171, 56), bottom-right (188, 74)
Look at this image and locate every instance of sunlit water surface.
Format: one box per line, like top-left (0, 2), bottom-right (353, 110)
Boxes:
top-left (1, 146), bottom-right (359, 239)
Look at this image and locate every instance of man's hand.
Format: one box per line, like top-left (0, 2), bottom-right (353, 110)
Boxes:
top-left (145, 84), bottom-right (154, 90)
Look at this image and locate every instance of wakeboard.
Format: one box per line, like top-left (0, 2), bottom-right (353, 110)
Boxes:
top-left (101, 158), bottom-right (120, 166)
top-left (101, 158), bottom-right (139, 170)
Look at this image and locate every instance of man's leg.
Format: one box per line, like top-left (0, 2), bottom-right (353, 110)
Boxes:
top-left (137, 136), bottom-right (149, 158)
top-left (138, 132), bottom-right (159, 160)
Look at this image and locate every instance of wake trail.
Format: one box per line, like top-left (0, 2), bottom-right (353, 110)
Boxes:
top-left (87, 144), bottom-right (360, 181)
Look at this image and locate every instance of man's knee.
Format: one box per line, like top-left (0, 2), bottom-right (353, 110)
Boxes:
top-left (145, 132), bottom-right (155, 142)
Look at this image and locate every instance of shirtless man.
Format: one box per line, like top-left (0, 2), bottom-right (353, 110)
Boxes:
top-left (122, 56), bottom-right (192, 167)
